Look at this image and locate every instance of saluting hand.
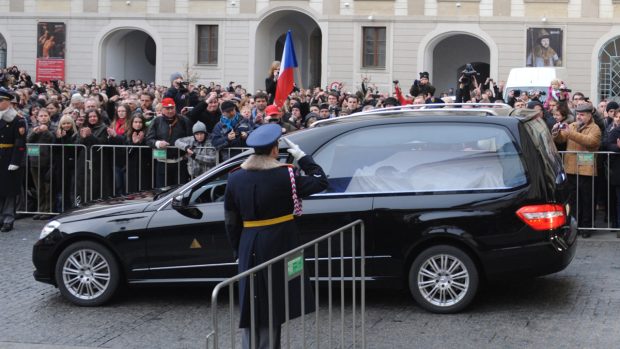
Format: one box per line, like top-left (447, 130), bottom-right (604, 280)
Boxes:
top-left (283, 138), bottom-right (306, 161)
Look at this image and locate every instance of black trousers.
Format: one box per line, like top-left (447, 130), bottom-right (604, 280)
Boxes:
top-left (567, 174), bottom-right (594, 228)
top-left (154, 160), bottom-right (188, 188)
top-left (243, 325), bottom-right (281, 349)
top-left (0, 195), bottom-right (16, 224)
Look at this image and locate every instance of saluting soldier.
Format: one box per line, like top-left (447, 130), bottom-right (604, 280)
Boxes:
top-left (224, 124), bottom-right (328, 349)
top-left (0, 88), bottom-right (27, 232)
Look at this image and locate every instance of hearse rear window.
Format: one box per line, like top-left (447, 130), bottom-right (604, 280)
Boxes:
top-left (314, 123), bottom-right (527, 194)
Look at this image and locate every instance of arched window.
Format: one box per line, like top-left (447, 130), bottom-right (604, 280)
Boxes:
top-left (598, 36), bottom-right (620, 101)
top-left (0, 34), bottom-right (6, 69)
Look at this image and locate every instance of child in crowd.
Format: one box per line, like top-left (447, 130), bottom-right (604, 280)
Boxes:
top-left (175, 121), bottom-right (217, 179)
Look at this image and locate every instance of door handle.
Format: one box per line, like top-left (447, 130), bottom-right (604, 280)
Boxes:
top-left (127, 236), bottom-right (140, 240)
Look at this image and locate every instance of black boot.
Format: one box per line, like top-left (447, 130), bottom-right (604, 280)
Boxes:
top-left (1, 222), bottom-right (13, 232)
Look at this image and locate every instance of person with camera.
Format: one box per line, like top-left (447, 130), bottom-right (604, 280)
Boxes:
top-left (146, 97), bottom-right (193, 188)
top-left (211, 100), bottom-right (253, 161)
top-left (456, 65), bottom-right (480, 104)
top-left (410, 72), bottom-right (436, 100)
top-left (552, 103), bottom-right (602, 238)
top-left (165, 72), bottom-right (198, 114)
top-left (265, 61), bottom-right (281, 104)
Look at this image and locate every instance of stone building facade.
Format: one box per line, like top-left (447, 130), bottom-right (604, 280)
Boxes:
top-left (1, 0), bottom-right (620, 101)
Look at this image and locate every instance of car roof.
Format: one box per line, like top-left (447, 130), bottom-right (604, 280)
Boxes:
top-left (311, 103), bottom-right (539, 129)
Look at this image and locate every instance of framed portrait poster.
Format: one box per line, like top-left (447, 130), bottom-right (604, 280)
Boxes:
top-left (526, 27), bottom-right (563, 67)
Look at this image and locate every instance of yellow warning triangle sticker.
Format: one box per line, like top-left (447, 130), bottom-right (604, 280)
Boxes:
top-left (190, 238), bottom-right (202, 249)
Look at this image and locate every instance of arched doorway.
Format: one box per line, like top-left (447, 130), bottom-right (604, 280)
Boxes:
top-left (101, 29), bottom-right (156, 83)
top-left (255, 10), bottom-right (322, 91)
top-left (598, 36), bottom-right (620, 102)
top-left (0, 33), bottom-right (6, 69)
top-left (432, 34), bottom-right (490, 95)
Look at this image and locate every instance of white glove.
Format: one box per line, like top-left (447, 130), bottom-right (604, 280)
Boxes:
top-left (8, 165), bottom-right (19, 171)
top-left (283, 138), bottom-right (306, 161)
top-left (155, 140), bottom-right (168, 149)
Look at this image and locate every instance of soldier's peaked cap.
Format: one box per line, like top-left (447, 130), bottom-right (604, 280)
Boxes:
top-left (0, 87), bottom-right (12, 101)
top-left (246, 124), bottom-right (282, 148)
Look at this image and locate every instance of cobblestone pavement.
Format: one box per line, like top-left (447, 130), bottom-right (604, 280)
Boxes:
top-left (1, 218), bottom-right (620, 348)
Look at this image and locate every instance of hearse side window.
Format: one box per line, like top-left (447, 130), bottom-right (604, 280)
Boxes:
top-left (313, 123), bottom-right (527, 194)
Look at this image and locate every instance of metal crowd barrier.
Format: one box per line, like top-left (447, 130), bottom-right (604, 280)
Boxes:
top-left (206, 220), bottom-right (366, 349)
top-left (18, 143), bottom-right (88, 215)
top-left (559, 150), bottom-right (620, 238)
top-left (20, 143), bottom-right (250, 215)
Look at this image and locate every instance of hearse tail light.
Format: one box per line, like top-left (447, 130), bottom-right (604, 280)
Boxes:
top-left (516, 204), bottom-right (566, 231)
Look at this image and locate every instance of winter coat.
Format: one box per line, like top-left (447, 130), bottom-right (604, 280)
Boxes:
top-left (553, 120), bottom-right (602, 176)
top-left (145, 115), bottom-right (193, 159)
top-left (604, 126), bottom-right (620, 186)
top-left (27, 124), bottom-right (55, 168)
top-left (224, 154), bottom-right (328, 328)
top-left (174, 135), bottom-right (217, 178)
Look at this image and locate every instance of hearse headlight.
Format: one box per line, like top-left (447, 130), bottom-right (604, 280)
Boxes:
top-left (40, 220), bottom-right (61, 240)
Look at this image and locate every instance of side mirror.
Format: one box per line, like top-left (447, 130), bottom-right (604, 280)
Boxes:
top-left (172, 192), bottom-right (203, 219)
top-left (172, 193), bottom-right (190, 209)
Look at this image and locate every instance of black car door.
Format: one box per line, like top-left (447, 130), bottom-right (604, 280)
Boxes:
top-left (144, 162), bottom-right (242, 281)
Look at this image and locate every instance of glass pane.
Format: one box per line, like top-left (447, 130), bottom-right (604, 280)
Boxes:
top-left (314, 123), bottom-right (526, 193)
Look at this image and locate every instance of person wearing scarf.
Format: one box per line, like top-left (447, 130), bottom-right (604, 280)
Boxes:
top-left (211, 100), bottom-right (254, 161)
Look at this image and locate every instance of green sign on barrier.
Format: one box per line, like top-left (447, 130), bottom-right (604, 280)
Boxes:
top-left (27, 145), bottom-right (40, 157)
top-left (152, 149), bottom-right (167, 160)
top-left (287, 253), bottom-right (304, 279)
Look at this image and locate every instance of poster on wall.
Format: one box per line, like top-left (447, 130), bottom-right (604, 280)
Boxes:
top-left (526, 27), bottom-right (563, 67)
top-left (36, 22), bottom-right (66, 82)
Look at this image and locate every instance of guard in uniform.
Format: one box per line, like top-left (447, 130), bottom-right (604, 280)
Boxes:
top-left (224, 124), bottom-right (328, 349)
top-left (0, 88), bottom-right (27, 232)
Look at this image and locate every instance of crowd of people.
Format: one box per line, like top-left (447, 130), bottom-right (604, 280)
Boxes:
top-left (1, 63), bottom-right (620, 235)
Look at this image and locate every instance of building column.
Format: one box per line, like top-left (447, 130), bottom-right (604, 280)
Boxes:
top-left (424, 0), bottom-right (437, 16)
top-left (309, 0), bottom-right (322, 13)
top-left (341, 0), bottom-right (353, 15)
top-left (599, 0), bottom-right (611, 18)
top-left (71, 0), bottom-right (83, 12)
top-left (0, 0), bottom-right (9, 13)
top-left (176, 0), bottom-right (188, 14)
top-left (256, 0), bottom-right (269, 12)
top-left (395, 0), bottom-right (408, 15)
top-left (99, 0), bottom-right (111, 13)
top-left (146, 0), bottom-right (159, 14)
top-left (480, 0), bottom-right (493, 16)
top-left (23, 0), bottom-right (35, 12)
top-left (510, 0), bottom-right (524, 16)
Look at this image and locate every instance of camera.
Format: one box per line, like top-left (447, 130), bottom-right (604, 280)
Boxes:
top-left (328, 105), bottom-right (341, 117)
top-left (559, 84), bottom-right (572, 93)
top-left (460, 64), bottom-right (480, 84)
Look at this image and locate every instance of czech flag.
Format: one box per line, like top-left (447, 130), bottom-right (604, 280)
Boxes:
top-left (274, 30), bottom-right (298, 109)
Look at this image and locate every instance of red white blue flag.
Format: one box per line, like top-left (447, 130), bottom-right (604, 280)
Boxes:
top-left (274, 30), bottom-right (298, 108)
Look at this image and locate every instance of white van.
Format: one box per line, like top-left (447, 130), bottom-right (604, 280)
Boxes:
top-left (503, 67), bottom-right (568, 103)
